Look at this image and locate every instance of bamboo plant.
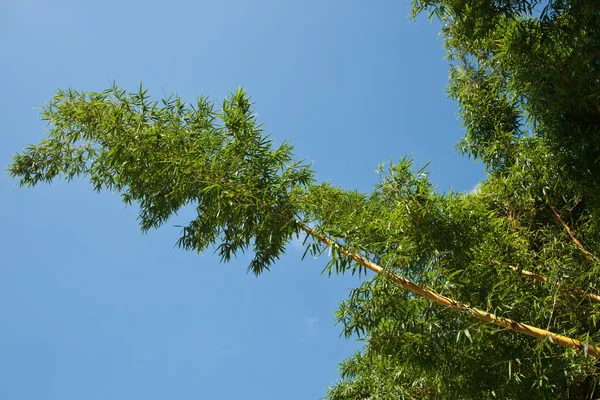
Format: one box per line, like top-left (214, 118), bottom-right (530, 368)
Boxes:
top-left (9, 0), bottom-right (600, 397)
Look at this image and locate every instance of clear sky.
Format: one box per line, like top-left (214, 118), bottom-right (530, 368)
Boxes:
top-left (1, 1), bottom-right (484, 399)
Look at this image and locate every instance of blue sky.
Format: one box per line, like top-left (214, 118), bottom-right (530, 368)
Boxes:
top-left (1, 1), bottom-right (484, 399)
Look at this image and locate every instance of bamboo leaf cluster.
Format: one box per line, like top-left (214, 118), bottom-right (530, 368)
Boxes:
top-left (10, 85), bottom-right (312, 275)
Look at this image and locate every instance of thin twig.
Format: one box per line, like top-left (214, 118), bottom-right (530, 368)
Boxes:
top-left (549, 203), bottom-right (598, 262)
top-left (505, 264), bottom-right (600, 303)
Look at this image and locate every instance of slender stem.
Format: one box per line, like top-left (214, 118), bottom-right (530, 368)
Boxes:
top-left (300, 224), bottom-right (600, 358)
top-left (505, 265), bottom-right (600, 303)
top-left (550, 203), bottom-right (598, 262)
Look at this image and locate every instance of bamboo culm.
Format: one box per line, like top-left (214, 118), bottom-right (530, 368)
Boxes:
top-left (300, 224), bottom-right (600, 359)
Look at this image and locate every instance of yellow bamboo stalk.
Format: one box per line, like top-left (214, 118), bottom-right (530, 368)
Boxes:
top-left (300, 224), bottom-right (600, 358)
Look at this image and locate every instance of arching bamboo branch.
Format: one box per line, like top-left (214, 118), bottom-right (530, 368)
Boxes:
top-left (300, 224), bottom-right (600, 358)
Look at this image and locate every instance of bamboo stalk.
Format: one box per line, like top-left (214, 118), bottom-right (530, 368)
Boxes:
top-left (301, 224), bottom-right (600, 358)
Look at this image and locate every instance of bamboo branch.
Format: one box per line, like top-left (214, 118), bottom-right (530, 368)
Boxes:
top-left (505, 265), bottom-right (600, 303)
top-left (301, 224), bottom-right (600, 358)
top-left (549, 203), bottom-right (598, 262)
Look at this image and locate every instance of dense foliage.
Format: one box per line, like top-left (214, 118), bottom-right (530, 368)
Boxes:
top-left (8, 0), bottom-right (600, 398)
top-left (324, 0), bottom-right (600, 398)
